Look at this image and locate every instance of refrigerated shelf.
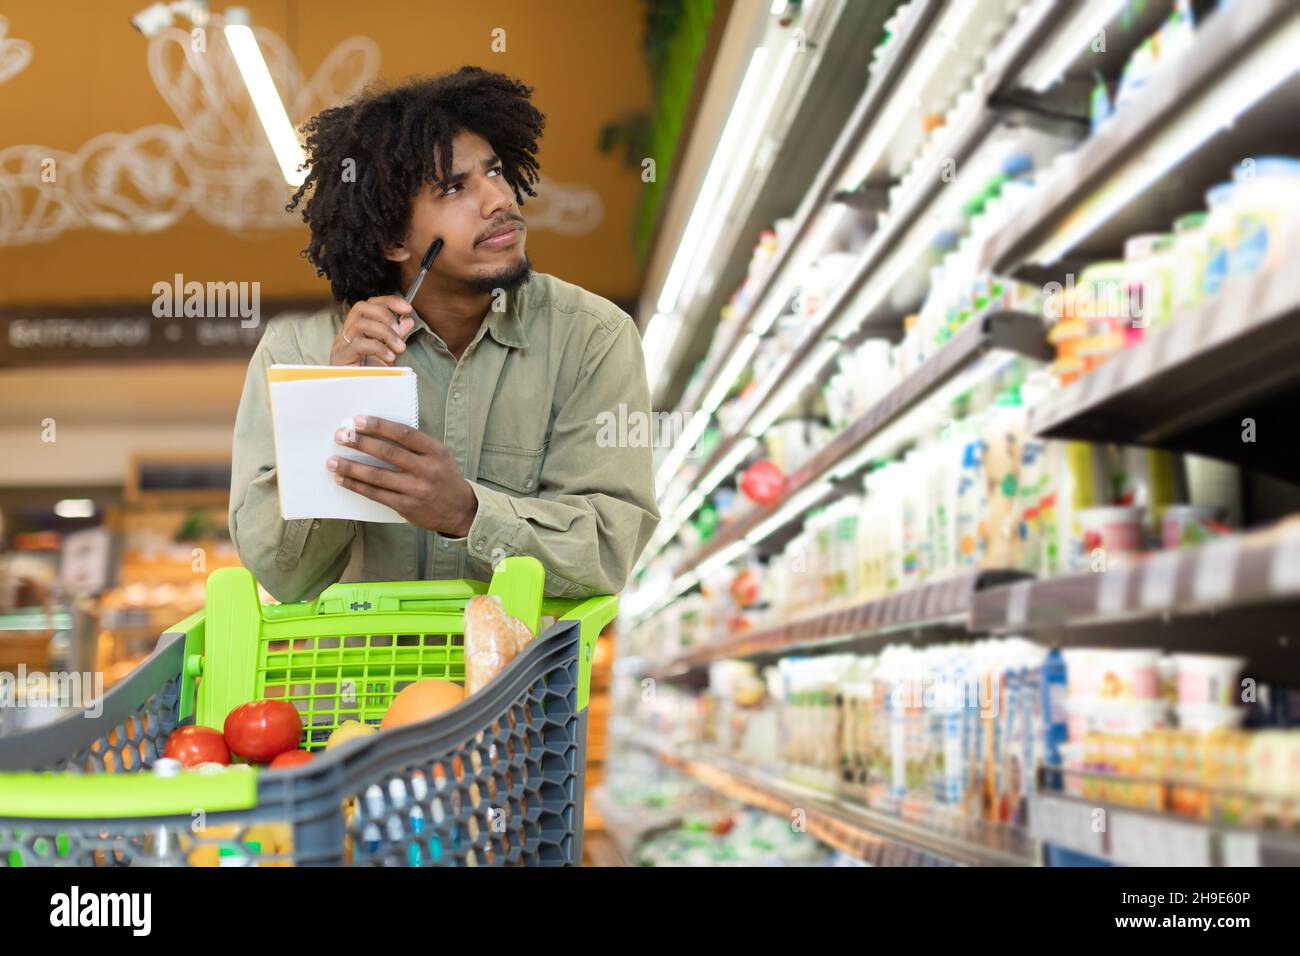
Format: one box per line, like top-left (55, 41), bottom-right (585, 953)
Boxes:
top-left (628, 734), bottom-right (1039, 867)
top-left (1027, 258), bottom-right (1300, 481)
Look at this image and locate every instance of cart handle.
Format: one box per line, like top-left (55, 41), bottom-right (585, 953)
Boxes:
top-left (545, 594), bottom-right (619, 711)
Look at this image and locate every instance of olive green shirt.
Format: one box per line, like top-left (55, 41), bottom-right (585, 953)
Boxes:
top-left (229, 272), bottom-right (660, 603)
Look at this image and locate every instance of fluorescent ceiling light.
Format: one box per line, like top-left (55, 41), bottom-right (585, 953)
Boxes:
top-left (1020, 0), bottom-right (1127, 94)
top-left (224, 8), bottom-right (307, 187)
top-left (770, 0), bottom-right (789, 15)
top-left (696, 539), bottom-right (749, 580)
top-left (641, 312), bottom-right (683, 394)
top-left (743, 479), bottom-right (835, 545)
top-left (54, 499), bottom-right (96, 519)
top-left (657, 47), bottom-right (770, 315)
top-left (745, 338), bottom-right (841, 438)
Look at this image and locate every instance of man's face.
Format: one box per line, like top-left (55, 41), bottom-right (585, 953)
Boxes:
top-left (394, 129), bottom-right (530, 294)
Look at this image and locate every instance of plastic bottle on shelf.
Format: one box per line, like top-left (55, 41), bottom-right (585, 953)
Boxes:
top-left (1201, 181), bottom-right (1239, 299)
top-left (835, 496), bottom-right (861, 602)
top-left (954, 417), bottom-right (987, 570)
top-left (1169, 211), bottom-right (1209, 315)
top-left (981, 389), bottom-right (1026, 569)
top-left (1229, 155), bottom-right (1300, 280)
top-left (1124, 233), bottom-right (1175, 334)
top-left (1159, 0), bottom-right (1198, 65)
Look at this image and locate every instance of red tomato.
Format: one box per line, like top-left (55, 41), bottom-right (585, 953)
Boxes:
top-left (163, 725), bottom-right (230, 768)
top-left (740, 459), bottom-right (785, 506)
top-left (223, 701), bottom-right (303, 764)
top-left (269, 749), bottom-right (315, 770)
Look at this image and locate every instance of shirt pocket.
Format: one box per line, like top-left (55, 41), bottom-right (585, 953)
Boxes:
top-left (476, 442), bottom-right (546, 497)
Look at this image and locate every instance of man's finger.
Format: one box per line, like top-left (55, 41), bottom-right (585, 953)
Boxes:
top-left (335, 473), bottom-right (408, 514)
top-left (347, 315), bottom-right (409, 356)
top-left (335, 429), bottom-right (420, 472)
top-left (365, 295), bottom-right (412, 315)
top-left (348, 336), bottom-right (397, 365)
top-left (330, 456), bottom-right (417, 494)
top-left (351, 416), bottom-right (436, 453)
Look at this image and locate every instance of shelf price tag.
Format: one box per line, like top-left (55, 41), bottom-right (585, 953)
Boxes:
top-left (1006, 580), bottom-right (1033, 628)
top-left (1093, 359), bottom-right (1121, 400)
top-left (1096, 566), bottom-right (1131, 616)
top-left (1125, 337), bottom-right (1160, 384)
top-left (1220, 832), bottom-right (1261, 868)
top-left (1167, 312), bottom-right (1202, 363)
top-left (1269, 529), bottom-right (1300, 596)
top-left (1193, 537), bottom-right (1240, 604)
top-left (1139, 551), bottom-right (1181, 610)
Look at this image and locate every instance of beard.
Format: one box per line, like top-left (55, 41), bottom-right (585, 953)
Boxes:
top-left (463, 253), bottom-right (533, 295)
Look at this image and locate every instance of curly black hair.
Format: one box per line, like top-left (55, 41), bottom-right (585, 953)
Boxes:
top-left (286, 66), bottom-right (546, 304)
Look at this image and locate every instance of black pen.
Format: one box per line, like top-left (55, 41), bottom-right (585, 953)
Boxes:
top-left (363, 237), bottom-right (443, 366)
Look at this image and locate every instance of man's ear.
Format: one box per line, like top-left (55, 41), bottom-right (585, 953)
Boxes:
top-left (383, 241), bottom-right (412, 264)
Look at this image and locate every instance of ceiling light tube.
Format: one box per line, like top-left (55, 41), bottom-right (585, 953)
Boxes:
top-left (1020, 0), bottom-right (1127, 94)
top-left (657, 47), bottom-right (771, 315)
top-left (224, 7), bottom-right (307, 187)
top-left (743, 479), bottom-right (836, 545)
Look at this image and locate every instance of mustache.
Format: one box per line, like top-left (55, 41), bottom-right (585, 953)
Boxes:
top-left (475, 215), bottom-right (525, 244)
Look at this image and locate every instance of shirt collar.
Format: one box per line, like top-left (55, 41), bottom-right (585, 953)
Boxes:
top-left (393, 284), bottom-right (529, 351)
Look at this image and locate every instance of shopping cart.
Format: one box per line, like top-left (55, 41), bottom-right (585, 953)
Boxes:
top-left (0, 556), bottom-right (617, 866)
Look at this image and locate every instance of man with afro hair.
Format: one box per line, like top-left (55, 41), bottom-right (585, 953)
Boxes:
top-left (229, 67), bottom-right (659, 602)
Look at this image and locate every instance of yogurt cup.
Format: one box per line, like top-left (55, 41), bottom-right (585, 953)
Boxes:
top-left (1162, 504), bottom-right (1225, 549)
top-left (1094, 648), bottom-right (1163, 701)
top-left (1062, 648), bottom-right (1101, 699)
top-left (1065, 696), bottom-right (1169, 740)
top-left (1078, 505), bottom-right (1145, 563)
top-left (1176, 703), bottom-right (1246, 733)
top-left (1171, 653), bottom-right (1246, 707)
top-left (1097, 699), bottom-right (1170, 735)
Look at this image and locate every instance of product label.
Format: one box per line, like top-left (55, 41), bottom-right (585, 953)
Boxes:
top-left (1203, 241), bottom-right (1229, 296)
top-left (1230, 212), bottom-right (1272, 277)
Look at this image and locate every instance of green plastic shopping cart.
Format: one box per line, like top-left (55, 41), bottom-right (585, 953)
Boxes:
top-left (0, 555), bottom-right (617, 866)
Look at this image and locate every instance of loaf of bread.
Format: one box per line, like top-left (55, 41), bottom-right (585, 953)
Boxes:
top-left (464, 595), bottom-right (535, 695)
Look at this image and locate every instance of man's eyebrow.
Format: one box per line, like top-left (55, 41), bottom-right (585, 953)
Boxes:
top-left (437, 155), bottom-right (503, 190)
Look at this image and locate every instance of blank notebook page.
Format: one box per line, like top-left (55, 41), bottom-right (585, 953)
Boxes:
top-left (267, 365), bottom-right (419, 523)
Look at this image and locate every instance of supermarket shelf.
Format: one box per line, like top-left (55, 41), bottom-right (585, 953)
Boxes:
top-left (643, 0), bottom-right (1076, 571)
top-left (982, 0), bottom-right (1300, 276)
top-left (650, 569), bottom-right (1027, 678)
top-left (642, 0), bottom-right (951, 572)
top-left (0, 608), bottom-right (73, 632)
top-left (1028, 262), bottom-right (1300, 482)
top-left (1030, 789), bottom-right (1300, 868)
top-left (588, 785), bottom-right (679, 867)
top-left (675, 310), bottom-right (1052, 580)
top-left (631, 735), bottom-right (1038, 867)
top-left (667, 0), bottom-right (947, 432)
top-left (972, 519), bottom-right (1300, 633)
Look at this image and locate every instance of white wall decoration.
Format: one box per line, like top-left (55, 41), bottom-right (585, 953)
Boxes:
top-left (0, 13), bottom-right (603, 247)
top-left (0, 16), bottom-right (32, 85)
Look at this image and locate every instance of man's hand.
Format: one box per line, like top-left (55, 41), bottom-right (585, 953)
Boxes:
top-left (332, 296), bottom-right (416, 366)
top-left (327, 416), bottom-right (479, 537)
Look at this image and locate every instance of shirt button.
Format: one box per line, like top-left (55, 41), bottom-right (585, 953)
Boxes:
top-left (523, 477), bottom-right (534, 489)
top-left (452, 391), bottom-right (461, 401)
top-left (310, 520), bottom-right (320, 530)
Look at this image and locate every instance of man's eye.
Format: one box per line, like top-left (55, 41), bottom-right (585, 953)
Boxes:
top-left (488, 166), bottom-right (503, 177)
top-left (442, 184), bottom-right (462, 196)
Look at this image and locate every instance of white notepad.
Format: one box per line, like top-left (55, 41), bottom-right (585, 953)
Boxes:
top-left (267, 364), bottom-right (419, 522)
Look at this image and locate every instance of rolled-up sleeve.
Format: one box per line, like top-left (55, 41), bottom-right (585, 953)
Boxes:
top-left (461, 315), bottom-right (660, 597)
top-left (228, 322), bottom-right (356, 602)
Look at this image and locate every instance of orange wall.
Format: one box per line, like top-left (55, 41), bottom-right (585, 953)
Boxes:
top-left (0, 0), bottom-right (651, 306)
